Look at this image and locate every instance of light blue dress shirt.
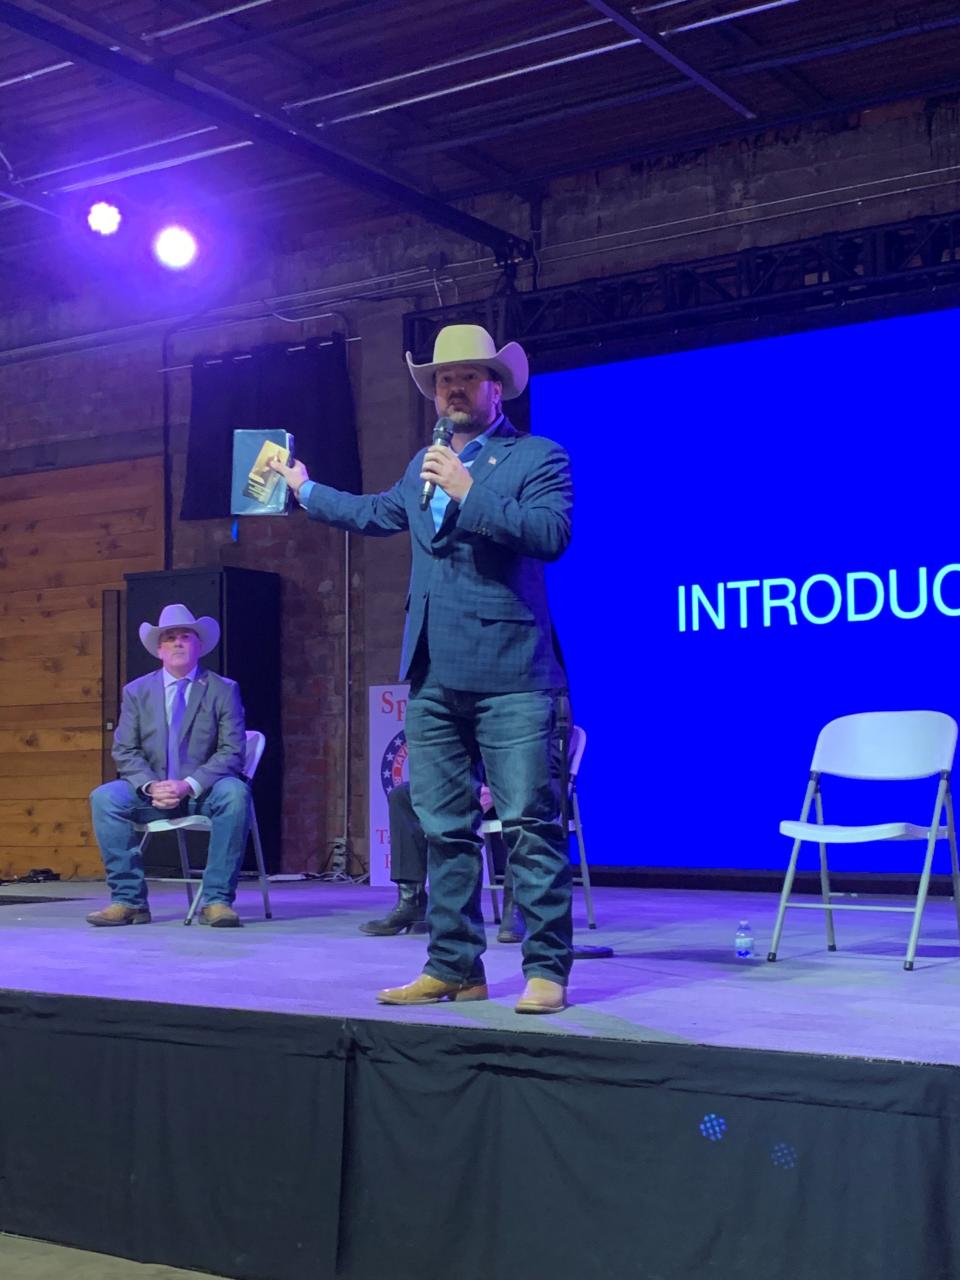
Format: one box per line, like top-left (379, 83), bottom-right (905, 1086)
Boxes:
top-left (428, 417), bottom-right (500, 531)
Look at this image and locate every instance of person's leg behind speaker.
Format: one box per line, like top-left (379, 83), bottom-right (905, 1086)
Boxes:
top-left (492, 833), bottom-right (526, 945)
top-left (360, 781), bottom-right (428, 936)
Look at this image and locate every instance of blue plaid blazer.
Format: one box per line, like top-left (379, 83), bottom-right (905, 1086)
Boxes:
top-left (303, 418), bottom-right (572, 692)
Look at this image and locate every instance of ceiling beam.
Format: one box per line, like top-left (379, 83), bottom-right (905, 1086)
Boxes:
top-left (724, 10), bottom-right (960, 78)
top-left (446, 69), bottom-right (960, 199)
top-left (151, 0), bottom-right (520, 191)
top-left (0, 0), bottom-right (530, 262)
top-left (581, 0), bottom-right (756, 119)
top-left (399, 10), bottom-right (960, 163)
top-left (0, 180), bottom-right (62, 217)
top-left (164, 0), bottom-right (391, 60)
top-left (702, 4), bottom-right (826, 110)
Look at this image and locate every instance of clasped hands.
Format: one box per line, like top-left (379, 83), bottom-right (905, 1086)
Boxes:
top-left (147, 779), bottom-right (192, 810)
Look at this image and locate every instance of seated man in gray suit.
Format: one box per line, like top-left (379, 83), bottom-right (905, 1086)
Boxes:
top-left (87, 603), bottom-right (250, 929)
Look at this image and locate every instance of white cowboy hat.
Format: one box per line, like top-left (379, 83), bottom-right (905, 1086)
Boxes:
top-left (405, 323), bottom-right (529, 400)
top-left (139, 603), bottom-right (220, 659)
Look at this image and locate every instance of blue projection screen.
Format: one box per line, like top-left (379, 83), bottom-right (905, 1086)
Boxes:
top-left (534, 306), bottom-right (960, 872)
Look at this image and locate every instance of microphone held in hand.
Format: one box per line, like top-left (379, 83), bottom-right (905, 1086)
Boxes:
top-left (419, 417), bottom-right (455, 510)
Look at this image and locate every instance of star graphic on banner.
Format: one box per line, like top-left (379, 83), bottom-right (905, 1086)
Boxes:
top-left (380, 730), bottom-right (408, 796)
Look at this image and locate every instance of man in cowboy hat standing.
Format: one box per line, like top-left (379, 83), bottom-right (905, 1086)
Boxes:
top-left (87, 603), bottom-right (250, 928)
top-left (271, 324), bottom-right (573, 1012)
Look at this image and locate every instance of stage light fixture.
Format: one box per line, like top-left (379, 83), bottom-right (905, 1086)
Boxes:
top-left (153, 224), bottom-right (198, 270)
top-left (87, 201), bottom-right (121, 235)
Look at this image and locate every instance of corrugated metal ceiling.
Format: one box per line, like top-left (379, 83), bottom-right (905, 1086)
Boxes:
top-left (0, 0), bottom-right (956, 261)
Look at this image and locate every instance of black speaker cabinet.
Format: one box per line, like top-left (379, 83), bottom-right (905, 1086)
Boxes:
top-left (122, 567), bottom-right (282, 875)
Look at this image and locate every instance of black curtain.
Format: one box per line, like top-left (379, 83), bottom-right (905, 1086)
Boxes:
top-left (2, 993), bottom-right (960, 1280)
top-left (180, 333), bottom-right (361, 519)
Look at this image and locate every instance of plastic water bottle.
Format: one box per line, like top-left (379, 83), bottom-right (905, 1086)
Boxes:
top-left (735, 920), bottom-right (754, 960)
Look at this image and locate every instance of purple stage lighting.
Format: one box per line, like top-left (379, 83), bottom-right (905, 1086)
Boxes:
top-left (87, 201), bottom-right (121, 235)
top-left (153, 225), bottom-right (198, 270)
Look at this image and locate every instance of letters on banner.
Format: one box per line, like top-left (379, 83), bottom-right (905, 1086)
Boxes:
top-left (367, 684), bottom-right (410, 886)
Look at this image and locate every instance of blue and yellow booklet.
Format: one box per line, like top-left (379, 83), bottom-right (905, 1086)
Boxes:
top-left (231, 429), bottom-right (295, 515)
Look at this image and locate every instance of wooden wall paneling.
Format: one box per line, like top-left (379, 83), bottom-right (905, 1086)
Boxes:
top-left (0, 456), bottom-right (164, 880)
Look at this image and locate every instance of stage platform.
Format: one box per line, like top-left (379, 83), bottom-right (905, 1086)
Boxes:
top-left (0, 882), bottom-right (958, 1280)
top-left (2, 879), bottom-right (960, 1061)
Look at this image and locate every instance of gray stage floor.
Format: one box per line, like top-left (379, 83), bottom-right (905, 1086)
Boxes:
top-left (0, 1233), bottom-right (222, 1280)
top-left (1, 879), bottom-right (959, 1065)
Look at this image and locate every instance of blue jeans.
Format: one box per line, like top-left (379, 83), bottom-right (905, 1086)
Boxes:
top-left (406, 680), bottom-right (572, 985)
top-left (89, 777), bottom-right (251, 908)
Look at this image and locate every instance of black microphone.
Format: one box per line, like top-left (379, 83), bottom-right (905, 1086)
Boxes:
top-left (419, 417), bottom-right (455, 510)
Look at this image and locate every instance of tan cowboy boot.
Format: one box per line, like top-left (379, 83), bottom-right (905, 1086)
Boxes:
top-left (376, 973), bottom-right (489, 1005)
top-left (86, 903), bottom-right (151, 927)
top-left (515, 978), bottom-right (567, 1014)
top-left (199, 903), bottom-right (242, 928)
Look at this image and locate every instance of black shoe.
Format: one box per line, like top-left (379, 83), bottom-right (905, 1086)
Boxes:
top-left (359, 882), bottom-right (428, 936)
top-left (496, 888), bottom-right (525, 944)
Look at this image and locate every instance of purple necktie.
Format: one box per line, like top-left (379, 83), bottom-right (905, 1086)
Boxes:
top-left (166, 678), bottom-right (188, 780)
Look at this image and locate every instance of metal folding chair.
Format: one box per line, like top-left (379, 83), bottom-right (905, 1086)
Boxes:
top-left (768, 710), bottom-right (960, 970)
top-left (137, 729), bottom-right (273, 925)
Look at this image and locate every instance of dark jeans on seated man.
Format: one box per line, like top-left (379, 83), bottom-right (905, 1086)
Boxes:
top-left (90, 777), bottom-right (250, 911)
top-left (360, 780), bottom-right (524, 942)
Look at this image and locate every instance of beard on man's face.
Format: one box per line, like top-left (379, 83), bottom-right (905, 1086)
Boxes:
top-left (435, 394), bottom-right (477, 426)
top-left (444, 394), bottom-right (499, 429)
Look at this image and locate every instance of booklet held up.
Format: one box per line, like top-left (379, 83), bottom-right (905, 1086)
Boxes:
top-left (231, 430), bottom-right (295, 515)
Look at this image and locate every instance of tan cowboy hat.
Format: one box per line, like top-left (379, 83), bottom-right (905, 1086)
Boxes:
top-left (405, 323), bottom-right (529, 400)
top-left (139, 603), bottom-right (220, 659)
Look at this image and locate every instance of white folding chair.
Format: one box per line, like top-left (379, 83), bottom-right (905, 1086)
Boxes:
top-left (137, 729), bottom-right (273, 925)
top-left (482, 724), bottom-right (596, 929)
top-left (768, 710), bottom-right (960, 970)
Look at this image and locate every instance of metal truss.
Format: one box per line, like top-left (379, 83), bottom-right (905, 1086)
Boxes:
top-left (404, 210), bottom-right (960, 362)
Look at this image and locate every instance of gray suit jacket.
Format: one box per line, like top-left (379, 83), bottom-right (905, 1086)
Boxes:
top-left (111, 667), bottom-right (246, 794)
